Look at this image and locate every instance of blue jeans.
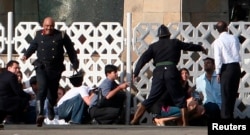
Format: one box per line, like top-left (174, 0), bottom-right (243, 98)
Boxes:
top-left (58, 94), bottom-right (85, 124)
top-left (160, 106), bottom-right (181, 117)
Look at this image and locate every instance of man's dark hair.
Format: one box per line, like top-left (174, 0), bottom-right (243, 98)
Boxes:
top-left (29, 76), bottom-right (37, 86)
top-left (105, 64), bottom-right (118, 76)
top-left (215, 21), bottom-right (228, 33)
top-left (203, 57), bottom-right (215, 65)
top-left (6, 60), bottom-right (19, 68)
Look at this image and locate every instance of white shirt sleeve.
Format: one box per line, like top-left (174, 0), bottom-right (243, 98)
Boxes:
top-left (79, 86), bottom-right (90, 98)
top-left (213, 40), bottom-right (223, 74)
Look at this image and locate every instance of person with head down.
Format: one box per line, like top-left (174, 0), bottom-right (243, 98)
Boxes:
top-left (57, 70), bottom-right (95, 124)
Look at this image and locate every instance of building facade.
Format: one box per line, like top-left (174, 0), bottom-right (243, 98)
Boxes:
top-left (1, 0), bottom-right (249, 29)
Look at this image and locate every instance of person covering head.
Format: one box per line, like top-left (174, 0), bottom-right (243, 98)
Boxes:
top-left (157, 24), bottom-right (171, 38)
top-left (69, 70), bottom-right (84, 87)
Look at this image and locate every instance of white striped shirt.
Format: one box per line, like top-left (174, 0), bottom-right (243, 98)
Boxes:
top-left (213, 32), bottom-right (241, 74)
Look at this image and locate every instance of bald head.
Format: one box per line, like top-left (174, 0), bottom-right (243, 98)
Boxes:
top-left (215, 21), bottom-right (228, 33)
top-left (42, 17), bottom-right (55, 35)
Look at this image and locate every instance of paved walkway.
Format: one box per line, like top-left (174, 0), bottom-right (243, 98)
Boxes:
top-left (0, 125), bottom-right (207, 135)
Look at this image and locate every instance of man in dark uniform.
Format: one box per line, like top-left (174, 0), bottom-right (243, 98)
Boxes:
top-left (130, 24), bottom-right (207, 126)
top-left (0, 60), bottom-right (30, 129)
top-left (21, 17), bottom-right (79, 127)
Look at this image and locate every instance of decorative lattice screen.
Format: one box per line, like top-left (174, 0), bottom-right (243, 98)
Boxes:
top-left (0, 21), bottom-right (249, 124)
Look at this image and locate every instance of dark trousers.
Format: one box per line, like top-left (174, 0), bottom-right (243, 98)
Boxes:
top-left (204, 102), bottom-right (220, 119)
top-left (0, 111), bottom-right (6, 123)
top-left (1, 97), bottom-right (29, 124)
top-left (24, 106), bottom-right (36, 124)
top-left (220, 63), bottom-right (241, 119)
top-left (36, 67), bottom-right (62, 115)
top-left (142, 65), bottom-right (186, 111)
top-left (89, 106), bottom-right (120, 124)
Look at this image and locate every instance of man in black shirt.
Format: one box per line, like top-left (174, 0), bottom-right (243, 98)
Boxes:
top-left (0, 60), bottom-right (30, 129)
top-left (130, 24), bottom-right (207, 126)
top-left (22, 17), bottom-right (79, 127)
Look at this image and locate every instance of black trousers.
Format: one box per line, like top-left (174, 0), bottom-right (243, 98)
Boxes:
top-left (220, 63), bottom-right (241, 119)
top-left (204, 102), bottom-right (221, 119)
top-left (0, 111), bottom-right (6, 123)
top-left (142, 65), bottom-right (186, 112)
top-left (89, 106), bottom-right (121, 124)
top-left (36, 67), bottom-right (62, 115)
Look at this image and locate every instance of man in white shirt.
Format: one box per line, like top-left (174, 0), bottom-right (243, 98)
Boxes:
top-left (196, 57), bottom-right (221, 119)
top-left (213, 21), bottom-right (241, 119)
top-left (57, 71), bottom-right (95, 124)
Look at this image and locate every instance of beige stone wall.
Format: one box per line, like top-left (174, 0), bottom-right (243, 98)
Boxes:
top-left (122, 0), bottom-right (229, 63)
top-left (123, 0), bottom-right (181, 62)
top-left (123, 0), bottom-right (229, 28)
top-left (123, 0), bottom-right (182, 29)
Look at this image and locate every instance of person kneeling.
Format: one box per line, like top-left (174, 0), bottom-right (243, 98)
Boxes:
top-left (88, 65), bottom-right (128, 124)
top-left (57, 71), bottom-right (94, 124)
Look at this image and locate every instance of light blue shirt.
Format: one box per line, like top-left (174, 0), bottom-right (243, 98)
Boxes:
top-left (213, 32), bottom-right (241, 74)
top-left (195, 71), bottom-right (221, 109)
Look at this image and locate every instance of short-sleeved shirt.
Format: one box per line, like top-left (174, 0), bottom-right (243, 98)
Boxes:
top-left (89, 78), bottom-right (118, 108)
top-left (57, 85), bottom-right (91, 107)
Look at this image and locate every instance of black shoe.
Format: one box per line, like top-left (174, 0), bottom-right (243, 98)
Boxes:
top-left (69, 121), bottom-right (80, 125)
top-left (0, 123), bottom-right (4, 130)
top-left (36, 115), bottom-right (45, 127)
top-left (91, 119), bottom-right (99, 125)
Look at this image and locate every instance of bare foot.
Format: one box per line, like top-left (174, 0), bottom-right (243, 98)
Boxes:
top-left (153, 118), bottom-right (165, 126)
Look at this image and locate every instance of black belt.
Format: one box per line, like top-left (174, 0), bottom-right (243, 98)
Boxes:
top-left (223, 62), bottom-right (239, 65)
top-left (155, 61), bottom-right (175, 67)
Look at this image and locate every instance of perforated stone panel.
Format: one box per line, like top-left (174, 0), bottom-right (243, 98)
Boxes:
top-left (14, 22), bottom-right (124, 89)
top-left (0, 23), bottom-right (5, 68)
top-left (1, 21), bottom-right (250, 124)
top-left (132, 22), bottom-right (250, 123)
